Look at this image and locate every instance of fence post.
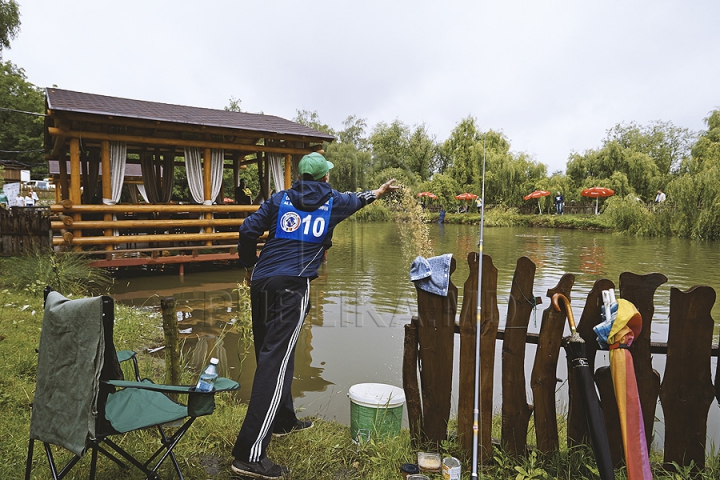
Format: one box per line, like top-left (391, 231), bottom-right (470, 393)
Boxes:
top-left (501, 257), bottom-right (537, 456)
top-left (458, 253), bottom-right (499, 464)
top-left (161, 297), bottom-right (181, 390)
top-left (414, 257), bottom-right (457, 446)
top-left (531, 273), bottom-right (575, 454)
top-left (660, 285), bottom-right (716, 471)
top-left (403, 318), bottom-right (422, 447)
top-left (619, 272), bottom-right (667, 449)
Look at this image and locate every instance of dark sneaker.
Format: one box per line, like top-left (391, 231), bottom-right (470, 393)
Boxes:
top-left (231, 457), bottom-right (288, 479)
top-left (272, 419), bottom-right (314, 437)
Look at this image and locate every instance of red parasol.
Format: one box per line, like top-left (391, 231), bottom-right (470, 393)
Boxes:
top-left (417, 192), bottom-right (438, 200)
top-left (581, 187), bottom-right (615, 198)
top-left (523, 190), bottom-right (551, 201)
top-left (523, 190), bottom-right (551, 214)
top-left (454, 192), bottom-right (478, 201)
top-left (581, 187), bottom-right (615, 214)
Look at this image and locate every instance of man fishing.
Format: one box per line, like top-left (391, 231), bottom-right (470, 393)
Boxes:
top-left (231, 152), bottom-right (399, 479)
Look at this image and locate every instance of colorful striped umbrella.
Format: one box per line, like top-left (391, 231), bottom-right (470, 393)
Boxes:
top-left (594, 291), bottom-right (652, 480)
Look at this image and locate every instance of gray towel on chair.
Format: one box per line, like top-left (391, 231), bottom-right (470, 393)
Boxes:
top-left (30, 291), bottom-right (105, 456)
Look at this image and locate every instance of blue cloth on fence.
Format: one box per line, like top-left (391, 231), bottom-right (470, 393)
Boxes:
top-left (409, 253), bottom-right (453, 297)
top-left (594, 301), bottom-right (618, 350)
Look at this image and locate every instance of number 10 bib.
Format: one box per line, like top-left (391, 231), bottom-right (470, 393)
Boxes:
top-left (275, 193), bottom-right (333, 243)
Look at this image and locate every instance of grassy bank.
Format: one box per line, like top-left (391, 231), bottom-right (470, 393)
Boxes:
top-left (426, 208), bottom-right (614, 231)
top-left (3, 259), bottom-right (720, 478)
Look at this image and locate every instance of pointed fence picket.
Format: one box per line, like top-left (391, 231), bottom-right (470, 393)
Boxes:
top-left (403, 254), bottom-right (719, 473)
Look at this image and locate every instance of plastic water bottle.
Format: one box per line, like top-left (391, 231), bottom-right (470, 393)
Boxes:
top-left (195, 357), bottom-right (219, 392)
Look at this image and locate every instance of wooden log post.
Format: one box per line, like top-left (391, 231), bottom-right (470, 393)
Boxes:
top-left (69, 139), bottom-right (82, 251)
top-left (660, 285), bottom-right (716, 471)
top-left (415, 256), bottom-right (457, 446)
top-left (403, 318), bottom-right (422, 447)
top-left (458, 253), bottom-right (499, 463)
top-left (501, 256), bottom-right (537, 456)
top-left (566, 278), bottom-right (614, 447)
top-left (284, 153), bottom-right (292, 189)
top-left (203, 148), bottom-right (213, 246)
top-left (59, 152), bottom-right (69, 201)
top-left (531, 273), bottom-right (575, 454)
top-left (161, 297), bottom-right (181, 393)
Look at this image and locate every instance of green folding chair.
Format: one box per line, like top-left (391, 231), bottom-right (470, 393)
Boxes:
top-left (25, 287), bottom-right (239, 480)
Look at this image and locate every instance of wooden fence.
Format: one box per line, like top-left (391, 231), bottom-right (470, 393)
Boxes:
top-left (0, 206), bottom-right (52, 256)
top-left (404, 253), bottom-right (719, 472)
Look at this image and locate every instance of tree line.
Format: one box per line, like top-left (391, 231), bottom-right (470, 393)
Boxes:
top-left (3, 1), bottom-right (720, 239)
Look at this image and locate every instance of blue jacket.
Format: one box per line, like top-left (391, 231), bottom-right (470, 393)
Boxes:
top-left (238, 180), bottom-right (377, 281)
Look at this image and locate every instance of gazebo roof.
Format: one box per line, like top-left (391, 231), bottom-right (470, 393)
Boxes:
top-left (45, 88), bottom-right (335, 142)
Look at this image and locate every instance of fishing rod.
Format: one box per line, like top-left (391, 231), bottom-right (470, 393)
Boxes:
top-left (471, 138), bottom-right (487, 478)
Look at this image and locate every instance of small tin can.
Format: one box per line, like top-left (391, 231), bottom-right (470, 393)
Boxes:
top-left (400, 463), bottom-right (419, 478)
top-left (441, 456), bottom-right (461, 480)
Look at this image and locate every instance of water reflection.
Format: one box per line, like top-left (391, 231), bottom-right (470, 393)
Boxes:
top-left (110, 222), bottom-right (720, 448)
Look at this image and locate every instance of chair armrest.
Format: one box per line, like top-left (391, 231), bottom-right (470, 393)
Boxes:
top-left (116, 349), bottom-right (136, 363)
top-left (105, 377), bottom-right (240, 393)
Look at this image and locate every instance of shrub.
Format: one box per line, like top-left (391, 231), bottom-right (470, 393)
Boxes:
top-left (0, 246), bottom-right (112, 297)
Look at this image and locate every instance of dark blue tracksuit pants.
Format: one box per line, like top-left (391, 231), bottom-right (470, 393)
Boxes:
top-left (232, 275), bottom-right (310, 462)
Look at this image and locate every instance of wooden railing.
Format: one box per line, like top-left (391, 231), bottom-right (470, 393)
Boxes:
top-left (0, 206), bottom-right (52, 255)
top-left (405, 253), bottom-right (718, 472)
top-left (48, 202), bottom-right (260, 267)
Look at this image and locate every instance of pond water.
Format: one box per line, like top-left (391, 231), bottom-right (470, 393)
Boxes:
top-left (110, 222), bottom-right (720, 451)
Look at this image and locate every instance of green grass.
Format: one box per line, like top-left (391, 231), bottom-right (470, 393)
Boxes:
top-left (3, 272), bottom-right (720, 478)
top-left (425, 207), bottom-right (613, 231)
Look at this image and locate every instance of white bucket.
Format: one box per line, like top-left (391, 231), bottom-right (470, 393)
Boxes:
top-left (348, 383), bottom-right (405, 442)
top-left (441, 456), bottom-right (461, 480)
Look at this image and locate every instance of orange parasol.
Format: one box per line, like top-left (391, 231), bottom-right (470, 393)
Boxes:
top-left (454, 192), bottom-right (478, 201)
top-left (523, 190), bottom-right (551, 201)
top-left (581, 187), bottom-right (615, 214)
top-left (417, 192), bottom-right (437, 200)
top-left (523, 190), bottom-right (551, 214)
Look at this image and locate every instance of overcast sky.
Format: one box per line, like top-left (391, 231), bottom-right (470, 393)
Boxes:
top-left (6, 0), bottom-right (720, 173)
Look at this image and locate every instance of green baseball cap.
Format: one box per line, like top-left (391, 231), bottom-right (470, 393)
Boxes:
top-left (298, 152), bottom-right (334, 180)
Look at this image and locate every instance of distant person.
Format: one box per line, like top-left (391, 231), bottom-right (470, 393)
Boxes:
top-left (654, 190), bottom-right (666, 203)
top-left (476, 197), bottom-right (482, 213)
top-left (0, 190), bottom-right (7, 208)
top-left (30, 188), bottom-right (39, 203)
top-left (16, 193), bottom-right (25, 206)
top-left (24, 192), bottom-right (35, 206)
top-left (554, 192), bottom-right (564, 215)
top-left (235, 179), bottom-right (252, 205)
top-left (438, 206), bottom-right (446, 224)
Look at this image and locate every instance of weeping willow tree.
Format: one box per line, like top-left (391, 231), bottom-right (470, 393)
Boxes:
top-left (444, 119), bottom-right (547, 206)
top-left (667, 110), bottom-right (720, 240)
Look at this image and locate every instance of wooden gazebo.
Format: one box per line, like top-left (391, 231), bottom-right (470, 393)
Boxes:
top-left (44, 88), bottom-right (334, 269)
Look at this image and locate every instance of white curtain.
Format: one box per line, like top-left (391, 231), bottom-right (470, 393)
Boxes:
top-left (136, 185), bottom-right (150, 203)
top-left (268, 152), bottom-right (285, 193)
top-left (184, 147), bottom-right (204, 204)
top-left (103, 141), bottom-right (126, 205)
top-left (210, 149), bottom-right (224, 202)
top-left (185, 147), bottom-right (224, 204)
